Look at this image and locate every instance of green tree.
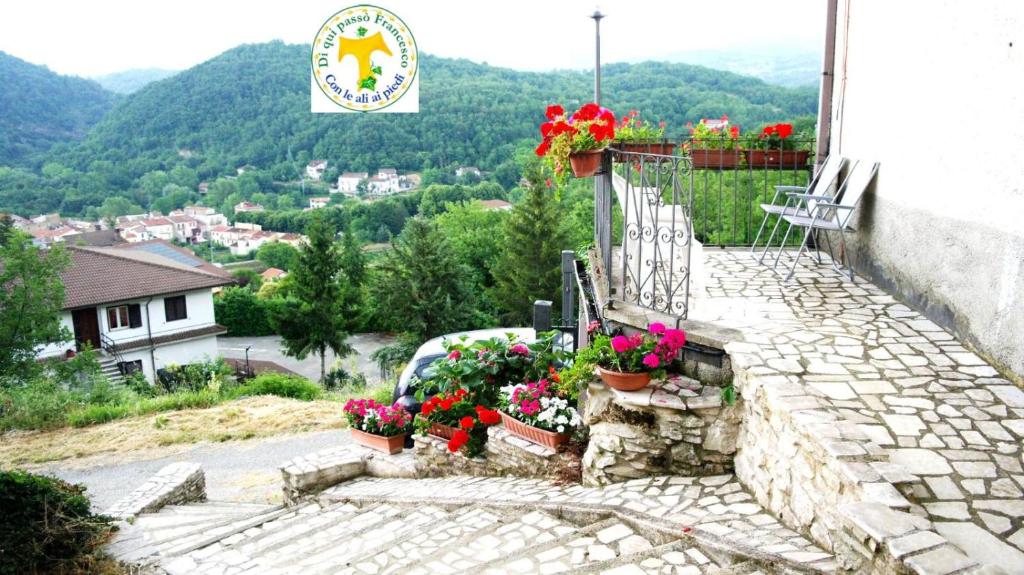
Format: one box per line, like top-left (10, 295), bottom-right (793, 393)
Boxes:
top-left (268, 213), bottom-right (353, 382)
top-left (97, 196), bottom-right (143, 228)
top-left (369, 217), bottom-right (481, 339)
top-left (213, 286), bottom-right (273, 336)
top-left (492, 164), bottom-right (568, 324)
top-left (255, 241), bottom-right (299, 271)
top-left (0, 233), bottom-right (70, 381)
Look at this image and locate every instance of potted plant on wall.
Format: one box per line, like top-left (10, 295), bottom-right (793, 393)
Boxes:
top-left (743, 123), bottom-right (811, 168)
top-left (614, 111), bottom-right (674, 157)
top-left (343, 399), bottom-right (412, 454)
top-left (498, 379), bottom-right (582, 449)
top-left (417, 397), bottom-right (501, 457)
top-left (684, 116), bottom-right (742, 169)
top-left (591, 323), bottom-right (687, 391)
top-left (536, 103), bottom-right (616, 183)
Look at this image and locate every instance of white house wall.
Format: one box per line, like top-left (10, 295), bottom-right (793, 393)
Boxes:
top-left (828, 1), bottom-right (1024, 379)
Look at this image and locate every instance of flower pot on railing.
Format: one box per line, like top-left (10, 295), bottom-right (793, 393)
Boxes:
top-left (595, 366), bottom-right (652, 391)
top-left (568, 149), bottom-right (606, 178)
top-left (743, 149), bottom-right (810, 169)
top-left (614, 141), bottom-right (677, 157)
top-left (688, 149), bottom-right (743, 169)
top-left (350, 428), bottom-right (406, 454)
top-left (499, 411), bottom-right (570, 449)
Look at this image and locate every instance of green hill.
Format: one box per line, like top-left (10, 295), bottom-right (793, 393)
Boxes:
top-left (1, 41), bottom-right (818, 216)
top-left (0, 51), bottom-right (117, 166)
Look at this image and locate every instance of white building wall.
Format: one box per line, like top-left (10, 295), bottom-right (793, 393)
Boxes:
top-left (37, 313), bottom-right (76, 359)
top-left (829, 2), bottom-right (1024, 379)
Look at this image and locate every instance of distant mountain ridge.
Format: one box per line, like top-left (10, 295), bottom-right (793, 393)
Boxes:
top-left (0, 51), bottom-right (116, 165)
top-left (94, 68), bottom-right (179, 94)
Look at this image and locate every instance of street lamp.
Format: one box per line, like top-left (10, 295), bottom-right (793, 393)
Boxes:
top-left (590, 9), bottom-right (605, 105)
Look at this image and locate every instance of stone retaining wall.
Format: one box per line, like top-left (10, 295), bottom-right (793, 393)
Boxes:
top-left (582, 377), bottom-right (742, 487)
top-left (414, 426), bottom-right (578, 480)
top-left (104, 462), bottom-right (205, 520)
top-left (280, 443), bottom-right (416, 504)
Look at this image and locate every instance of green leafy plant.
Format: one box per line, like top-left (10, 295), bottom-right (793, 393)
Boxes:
top-left (0, 470), bottom-right (114, 575)
top-left (615, 110), bottom-right (666, 142)
top-left (553, 343), bottom-right (600, 401)
top-left (744, 123), bottom-right (811, 151)
top-left (685, 116), bottom-right (741, 151)
top-left (233, 373), bottom-right (321, 401)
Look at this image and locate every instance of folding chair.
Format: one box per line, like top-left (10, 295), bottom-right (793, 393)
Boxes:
top-left (751, 155), bottom-right (847, 264)
top-left (775, 161), bottom-right (880, 281)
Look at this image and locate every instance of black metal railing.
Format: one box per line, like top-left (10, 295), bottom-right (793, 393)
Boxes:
top-left (99, 332), bottom-right (128, 373)
top-left (683, 137), bottom-right (817, 247)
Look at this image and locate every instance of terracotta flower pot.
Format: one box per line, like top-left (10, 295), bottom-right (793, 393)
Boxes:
top-left (499, 411), bottom-right (570, 449)
top-left (689, 149), bottom-right (742, 169)
top-left (351, 428), bottom-right (405, 454)
top-left (596, 366), bottom-right (651, 391)
top-left (569, 149), bottom-right (605, 178)
top-left (427, 421), bottom-right (459, 441)
top-left (743, 149), bottom-right (810, 169)
top-left (616, 142), bottom-right (677, 156)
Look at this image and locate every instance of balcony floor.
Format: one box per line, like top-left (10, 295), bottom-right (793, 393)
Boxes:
top-left (691, 249), bottom-right (1024, 572)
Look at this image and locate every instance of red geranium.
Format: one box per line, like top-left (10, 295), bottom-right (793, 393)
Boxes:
top-left (460, 416), bottom-right (475, 430)
top-left (478, 409), bottom-right (501, 425)
top-left (545, 104), bottom-right (564, 120)
top-left (448, 429), bottom-right (470, 452)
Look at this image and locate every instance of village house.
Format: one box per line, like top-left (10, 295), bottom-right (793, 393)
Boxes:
top-left (308, 197), bottom-right (331, 210)
top-left (29, 225), bottom-right (81, 248)
top-left (137, 217), bottom-right (175, 242)
top-left (479, 199), bottom-right (513, 211)
top-left (233, 201), bottom-right (265, 214)
top-left (456, 166), bottom-right (481, 178)
top-left (36, 246), bottom-right (233, 385)
top-left (260, 267), bottom-right (287, 282)
top-left (167, 215), bottom-right (201, 243)
top-left (306, 160), bottom-right (328, 181)
top-left (336, 171), bottom-right (368, 195)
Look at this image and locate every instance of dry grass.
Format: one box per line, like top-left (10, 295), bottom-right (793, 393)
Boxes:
top-left (0, 396), bottom-right (346, 468)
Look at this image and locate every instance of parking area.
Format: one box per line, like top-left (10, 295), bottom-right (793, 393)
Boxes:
top-left (217, 333), bottom-right (397, 384)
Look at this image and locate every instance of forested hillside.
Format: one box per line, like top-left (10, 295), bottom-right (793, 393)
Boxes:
top-left (0, 52), bottom-right (116, 166)
top-left (93, 68), bottom-right (179, 94)
top-left (0, 41), bottom-right (817, 216)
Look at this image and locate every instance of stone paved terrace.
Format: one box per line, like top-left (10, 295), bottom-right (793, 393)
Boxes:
top-left (690, 250), bottom-right (1024, 573)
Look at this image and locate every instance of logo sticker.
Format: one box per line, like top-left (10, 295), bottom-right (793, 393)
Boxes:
top-left (311, 5), bottom-right (419, 113)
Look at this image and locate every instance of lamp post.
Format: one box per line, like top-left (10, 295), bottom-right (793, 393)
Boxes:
top-left (590, 9), bottom-right (605, 105)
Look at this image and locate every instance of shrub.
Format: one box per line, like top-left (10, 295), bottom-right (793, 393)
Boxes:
top-left (0, 378), bottom-right (84, 431)
top-left (233, 373), bottom-right (321, 401)
top-left (67, 403), bottom-right (132, 427)
top-left (214, 286), bottom-right (274, 336)
top-left (156, 358), bottom-right (232, 393)
top-left (0, 471), bottom-right (114, 575)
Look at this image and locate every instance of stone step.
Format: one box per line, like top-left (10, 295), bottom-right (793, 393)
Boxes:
top-left (402, 508), bottom-right (581, 575)
top-left (470, 517), bottom-right (660, 575)
top-left (222, 502), bottom-right (365, 558)
top-left (157, 504), bottom-right (303, 558)
top-left (107, 503), bottom-right (291, 563)
top-left (333, 505), bottom-right (506, 575)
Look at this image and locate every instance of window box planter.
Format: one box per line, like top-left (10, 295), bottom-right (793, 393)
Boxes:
top-left (569, 149), bottom-right (606, 178)
top-left (596, 366), bottom-right (651, 391)
top-left (499, 411), bottom-right (570, 449)
top-left (689, 149), bottom-right (743, 169)
top-left (743, 149), bottom-right (810, 169)
top-left (615, 142), bottom-right (677, 157)
top-left (350, 428), bottom-right (405, 454)
top-left (425, 420), bottom-right (459, 441)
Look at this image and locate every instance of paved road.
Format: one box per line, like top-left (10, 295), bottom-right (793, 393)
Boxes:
top-left (218, 333), bottom-right (396, 384)
top-left (41, 430), bottom-right (351, 510)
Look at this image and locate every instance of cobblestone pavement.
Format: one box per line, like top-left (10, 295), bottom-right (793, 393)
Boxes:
top-left (108, 473), bottom-right (832, 574)
top-left (694, 250), bottom-right (1024, 573)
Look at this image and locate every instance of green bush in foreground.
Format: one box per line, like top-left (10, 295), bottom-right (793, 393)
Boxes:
top-left (0, 471), bottom-right (114, 575)
top-left (232, 373), bottom-right (322, 401)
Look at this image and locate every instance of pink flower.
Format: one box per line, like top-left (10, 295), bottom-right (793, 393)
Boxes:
top-left (447, 350), bottom-right (461, 360)
top-left (648, 322), bottom-right (666, 335)
top-left (610, 335), bottom-right (632, 353)
top-left (509, 343), bottom-right (530, 356)
top-left (587, 320), bottom-right (601, 333)
top-left (643, 353), bottom-right (661, 369)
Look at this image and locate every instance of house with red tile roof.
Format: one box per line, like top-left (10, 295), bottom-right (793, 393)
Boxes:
top-left (36, 246), bottom-right (234, 385)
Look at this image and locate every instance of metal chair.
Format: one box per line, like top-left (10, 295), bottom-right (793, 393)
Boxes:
top-left (751, 155), bottom-right (848, 264)
top-left (775, 161), bottom-right (880, 281)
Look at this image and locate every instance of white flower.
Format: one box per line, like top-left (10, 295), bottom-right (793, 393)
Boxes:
top-left (555, 415), bottom-right (568, 425)
top-left (557, 425), bottom-right (565, 433)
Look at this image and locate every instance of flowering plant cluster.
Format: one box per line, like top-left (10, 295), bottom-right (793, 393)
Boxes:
top-left (342, 399), bottom-right (412, 437)
top-left (745, 123), bottom-right (807, 151)
top-left (590, 323), bottom-right (687, 377)
top-left (415, 388), bottom-right (501, 456)
top-left (425, 332), bottom-right (568, 406)
top-left (500, 379), bottom-right (582, 435)
top-left (535, 102), bottom-right (616, 184)
top-left (615, 110), bottom-right (666, 142)
top-left (684, 115), bottom-right (741, 151)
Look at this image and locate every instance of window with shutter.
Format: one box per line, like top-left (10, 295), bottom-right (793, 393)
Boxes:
top-left (106, 305), bottom-right (130, 330)
top-left (164, 295), bottom-right (187, 322)
top-left (128, 304), bottom-right (143, 328)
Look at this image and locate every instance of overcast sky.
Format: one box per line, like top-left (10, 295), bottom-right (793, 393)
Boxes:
top-left (0, 0), bottom-right (824, 77)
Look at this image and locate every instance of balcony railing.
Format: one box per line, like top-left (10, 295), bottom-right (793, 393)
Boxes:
top-left (593, 140), bottom-right (817, 320)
